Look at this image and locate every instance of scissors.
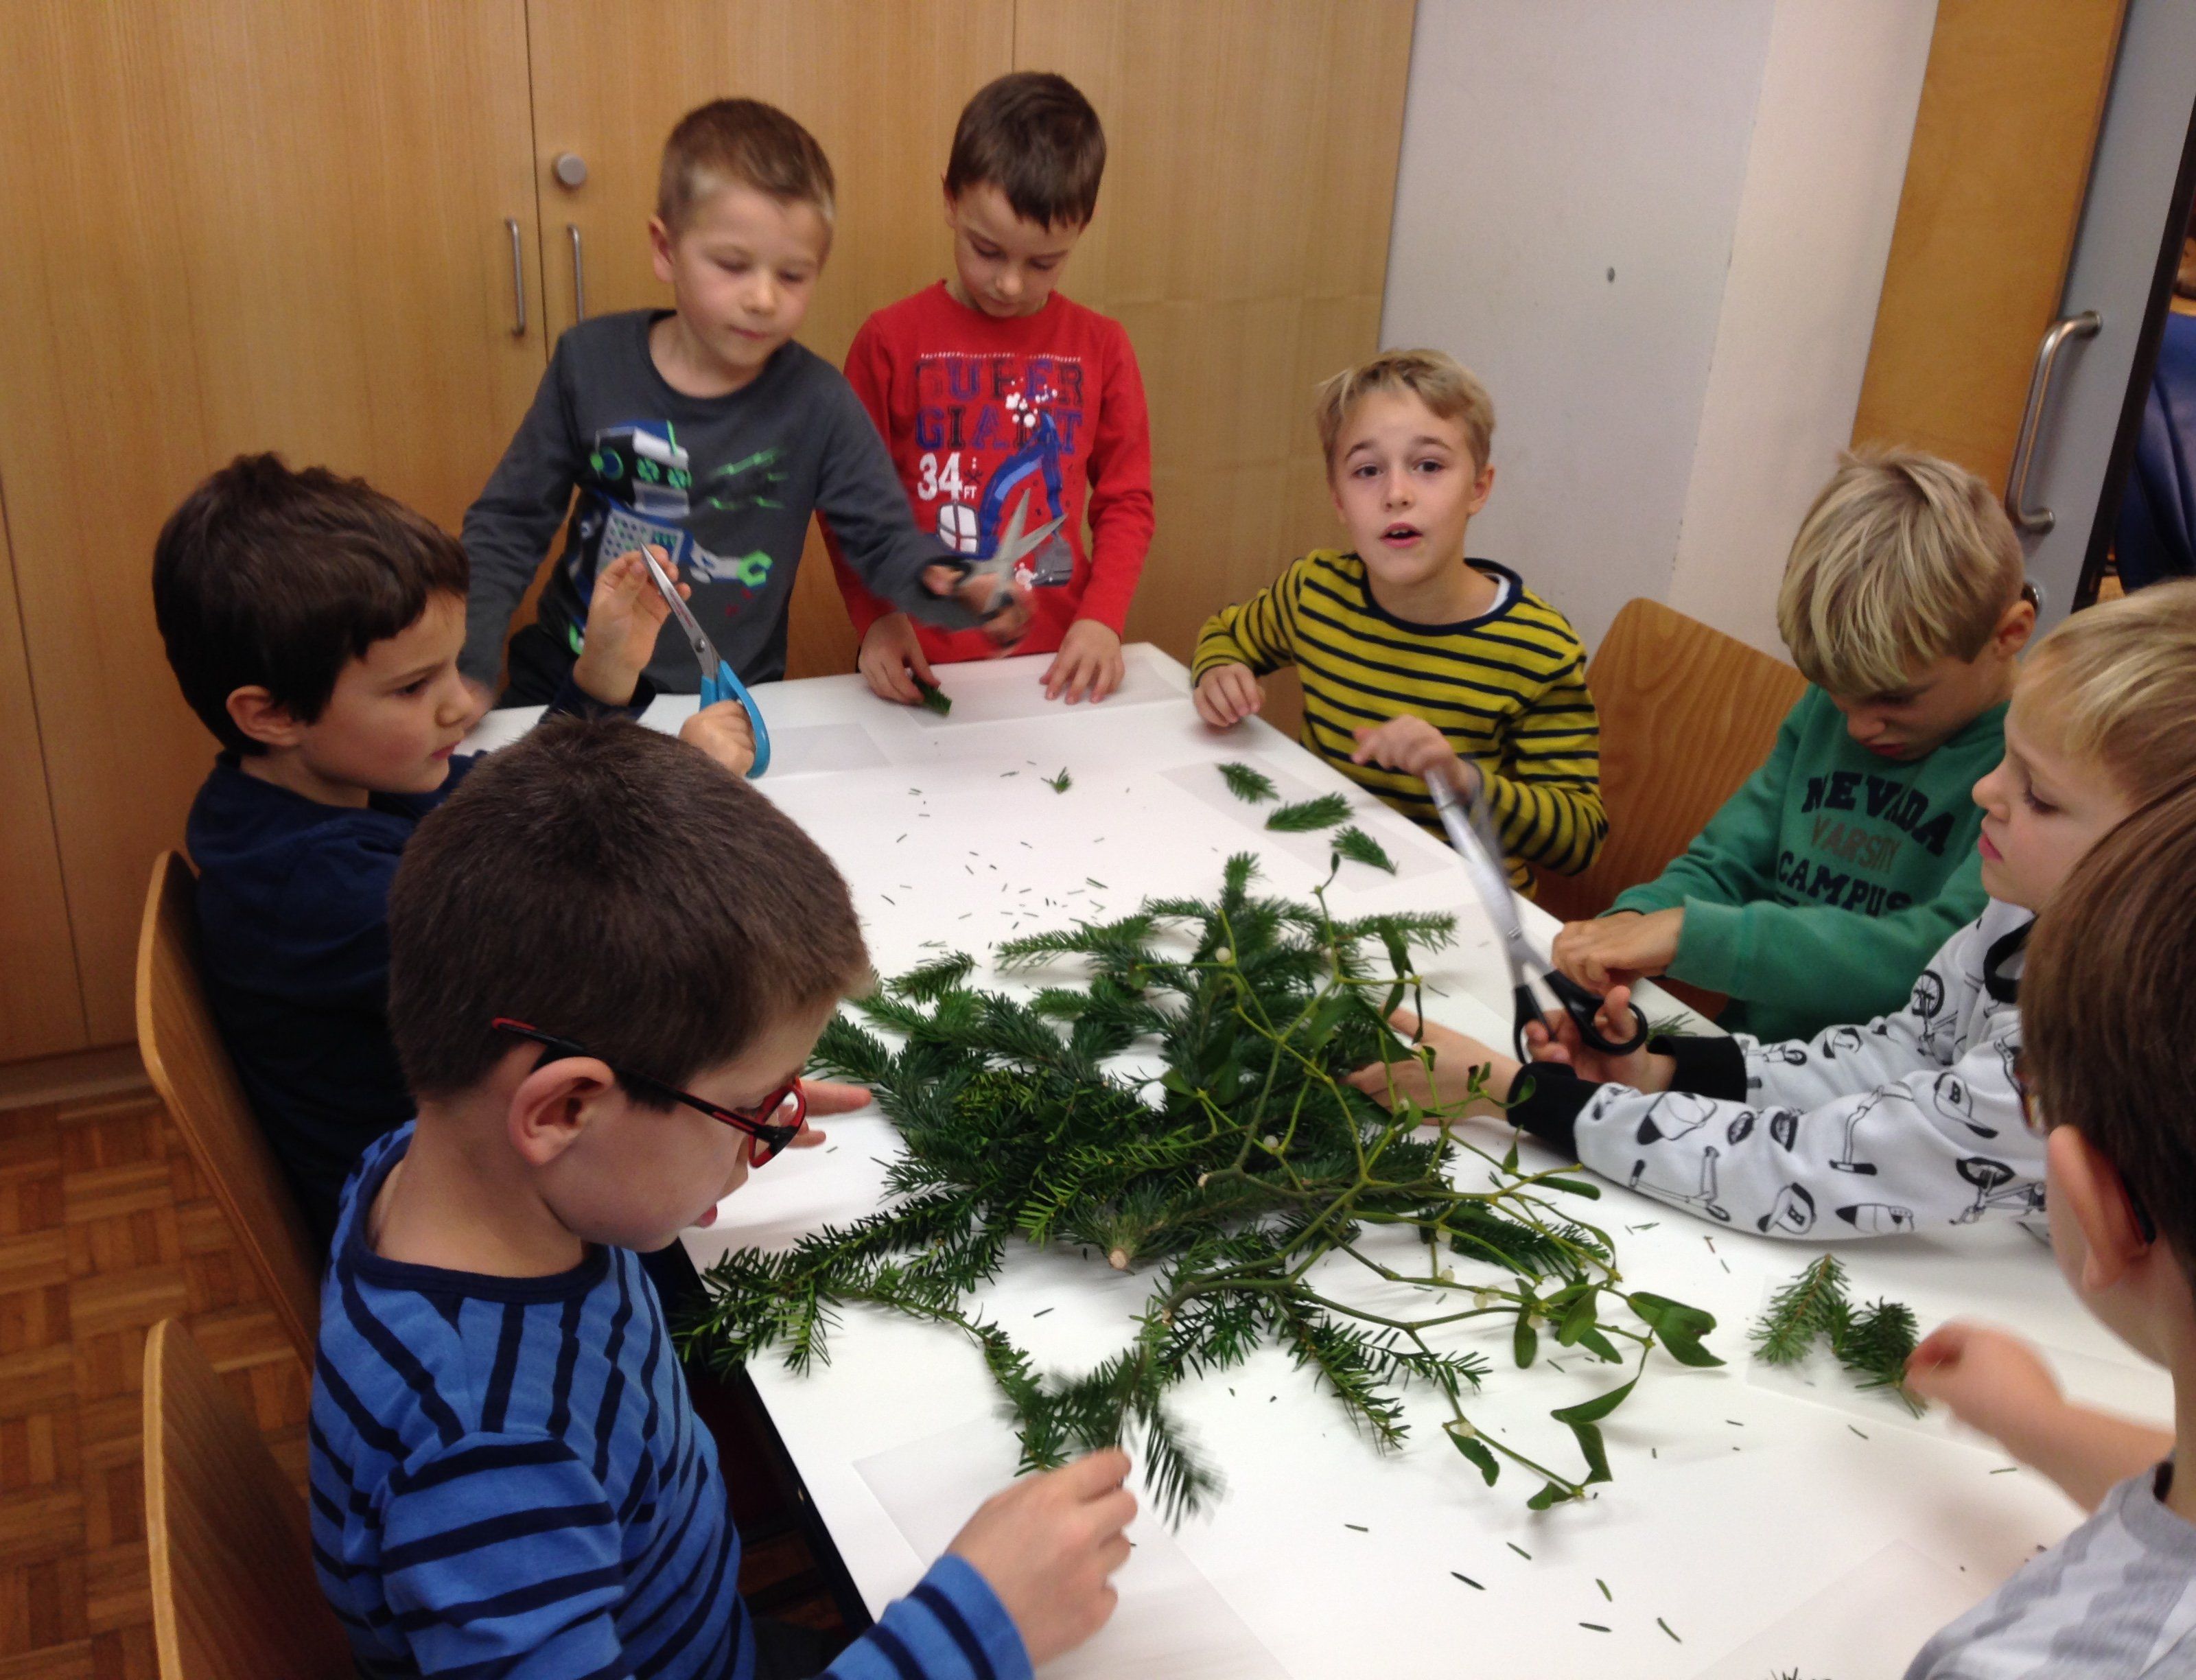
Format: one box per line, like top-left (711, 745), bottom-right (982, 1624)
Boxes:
top-left (637, 547), bottom-right (772, 778)
top-left (934, 494), bottom-right (1066, 607)
top-left (1427, 769), bottom-right (1648, 1062)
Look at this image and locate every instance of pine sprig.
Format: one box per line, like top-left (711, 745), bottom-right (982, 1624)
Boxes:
top-left (1265, 793), bottom-right (1352, 832)
top-left (1218, 761), bottom-right (1278, 804)
top-left (684, 864), bottom-right (1718, 1522)
top-left (1751, 1257), bottom-right (1924, 1414)
top-left (1331, 826), bottom-right (1397, 873)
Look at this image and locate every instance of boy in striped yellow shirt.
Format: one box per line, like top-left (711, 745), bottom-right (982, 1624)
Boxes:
top-left (1192, 349), bottom-right (1604, 888)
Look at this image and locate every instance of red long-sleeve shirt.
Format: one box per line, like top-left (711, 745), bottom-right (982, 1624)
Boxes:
top-left (826, 282), bottom-right (1155, 662)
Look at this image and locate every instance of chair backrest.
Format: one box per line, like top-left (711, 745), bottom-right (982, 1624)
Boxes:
top-left (135, 851), bottom-right (321, 1365)
top-left (143, 1318), bottom-right (353, 1680)
top-left (1534, 599), bottom-right (1809, 924)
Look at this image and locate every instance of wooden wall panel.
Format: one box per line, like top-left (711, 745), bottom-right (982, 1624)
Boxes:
top-left (1016, 1), bottom-right (1417, 671)
top-left (1851, 0), bottom-right (2126, 487)
top-left (524, 0), bottom-right (1017, 679)
top-left (0, 1), bottom-right (547, 1045)
top-left (0, 493), bottom-right (88, 1058)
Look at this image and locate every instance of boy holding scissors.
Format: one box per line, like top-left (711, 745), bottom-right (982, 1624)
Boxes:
top-left (460, 98), bottom-right (1024, 715)
top-left (153, 453), bottom-right (749, 1235)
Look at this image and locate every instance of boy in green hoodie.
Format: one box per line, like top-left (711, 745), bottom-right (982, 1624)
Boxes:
top-left (1554, 448), bottom-right (2033, 1042)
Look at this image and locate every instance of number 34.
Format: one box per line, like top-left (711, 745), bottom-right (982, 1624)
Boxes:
top-left (914, 452), bottom-right (966, 500)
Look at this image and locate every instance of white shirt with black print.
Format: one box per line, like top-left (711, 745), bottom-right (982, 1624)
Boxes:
top-left (1505, 900), bottom-right (2035, 1239)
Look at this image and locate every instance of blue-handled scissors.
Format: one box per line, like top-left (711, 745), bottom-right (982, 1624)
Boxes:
top-left (1427, 769), bottom-right (1648, 1062)
top-left (637, 546), bottom-right (771, 778)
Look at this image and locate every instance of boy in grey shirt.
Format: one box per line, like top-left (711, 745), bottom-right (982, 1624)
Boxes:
top-left (461, 99), bottom-right (1021, 707)
top-left (1902, 788), bottom-right (2196, 1678)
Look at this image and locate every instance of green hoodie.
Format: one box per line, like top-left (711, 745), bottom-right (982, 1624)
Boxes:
top-left (1609, 686), bottom-right (2004, 1043)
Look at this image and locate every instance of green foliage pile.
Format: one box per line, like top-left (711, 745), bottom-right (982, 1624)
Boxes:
top-left (1752, 1256), bottom-right (1923, 1414)
top-left (684, 854), bottom-right (1722, 1520)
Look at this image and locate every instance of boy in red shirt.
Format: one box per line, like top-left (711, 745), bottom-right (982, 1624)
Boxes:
top-left (829, 72), bottom-right (1154, 705)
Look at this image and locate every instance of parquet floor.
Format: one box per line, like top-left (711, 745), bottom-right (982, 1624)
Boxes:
top-left (0, 1090), bottom-right (839, 1680)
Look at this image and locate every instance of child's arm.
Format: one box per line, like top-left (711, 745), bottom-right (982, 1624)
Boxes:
top-left (1907, 1324), bottom-right (2171, 1510)
top-left (815, 374), bottom-right (1025, 641)
top-left (1190, 563), bottom-right (1306, 726)
top-left (458, 347), bottom-right (587, 699)
top-left (1064, 325), bottom-right (1155, 637)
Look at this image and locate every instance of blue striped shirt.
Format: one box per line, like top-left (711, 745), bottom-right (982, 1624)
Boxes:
top-left (311, 1125), bottom-right (1029, 1680)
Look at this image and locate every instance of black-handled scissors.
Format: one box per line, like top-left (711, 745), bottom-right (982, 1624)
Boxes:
top-left (1427, 771), bottom-right (1650, 1062)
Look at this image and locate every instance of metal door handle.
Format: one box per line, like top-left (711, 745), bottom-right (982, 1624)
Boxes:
top-left (504, 218), bottom-right (526, 336)
top-left (2005, 310), bottom-right (2101, 534)
top-left (568, 223), bottom-right (586, 322)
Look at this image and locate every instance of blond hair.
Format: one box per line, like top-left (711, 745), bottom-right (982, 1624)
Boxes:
top-left (1314, 349), bottom-right (1495, 474)
top-left (2015, 579), bottom-right (2196, 804)
top-left (1775, 448), bottom-right (2024, 696)
top-left (657, 98), bottom-right (835, 234)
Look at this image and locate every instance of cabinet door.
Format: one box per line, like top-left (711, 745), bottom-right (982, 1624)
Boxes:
top-left (1852, 0), bottom-right (2127, 488)
top-left (0, 1), bottom-right (547, 1045)
top-left (0, 494), bottom-right (86, 1059)
top-left (525, 0), bottom-right (1015, 679)
top-left (1014, 1), bottom-right (1415, 696)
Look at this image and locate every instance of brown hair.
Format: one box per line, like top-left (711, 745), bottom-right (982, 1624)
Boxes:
top-left (657, 98), bottom-right (835, 233)
top-left (387, 719), bottom-right (869, 1103)
top-left (2014, 579), bottom-right (2196, 805)
top-left (151, 453), bottom-right (468, 755)
top-left (2024, 781), bottom-right (2196, 1282)
top-left (1775, 447), bottom-right (2025, 697)
top-left (946, 71), bottom-right (1106, 229)
top-left (1313, 348), bottom-right (1495, 474)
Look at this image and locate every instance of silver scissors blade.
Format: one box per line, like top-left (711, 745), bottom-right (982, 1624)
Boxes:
top-left (965, 494), bottom-right (1066, 583)
top-left (1427, 773), bottom-right (1535, 972)
top-left (637, 546), bottom-right (721, 679)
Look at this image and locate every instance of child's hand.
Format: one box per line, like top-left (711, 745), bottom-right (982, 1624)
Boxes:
top-left (1346, 1008), bottom-right (1518, 1115)
top-left (573, 547), bottom-right (678, 705)
top-left (1349, 716), bottom-right (1479, 799)
top-left (858, 614), bottom-right (937, 705)
top-left (1043, 620), bottom-right (1123, 703)
top-left (947, 1448), bottom-right (1136, 1667)
top-left (1905, 1322), bottom-right (2066, 1449)
top-left (679, 699), bottom-right (756, 777)
top-left (923, 563), bottom-right (1033, 645)
top-left (1193, 663), bottom-right (1263, 727)
top-left (1552, 909), bottom-right (1683, 990)
top-left (1522, 985), bottom-right (1672, 1090)
top-left (774, 1078), bottom-right (872, 1154)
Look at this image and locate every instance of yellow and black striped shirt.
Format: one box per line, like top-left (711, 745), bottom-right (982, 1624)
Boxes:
top-left (1193, 551), bottom-right (1604, 887)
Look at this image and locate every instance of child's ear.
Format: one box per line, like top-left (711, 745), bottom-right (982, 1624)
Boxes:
top-left (225, 686), bottom-right (307, 751)
top-left (648, 215), bottom-right (676, 285)
top-left (1467, 462), bottom-right (1497, 517)
top-left (1993, 591), bottom-right (2039, 659)
top-left (941, 176), bottom-right (959, 228)
top-left (2048, 1124), bottom-right (2151, 1292)
top-left (508, 1054), bottom-right (619, 1169)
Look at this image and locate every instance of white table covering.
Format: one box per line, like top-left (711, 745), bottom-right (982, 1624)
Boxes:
top-left (469, 644), bottom-right (2166, 1678)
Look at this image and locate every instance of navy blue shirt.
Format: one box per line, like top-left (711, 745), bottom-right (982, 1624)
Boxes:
top-left (186, 681), bottom-right (634, 1238)
top-left (312, 1126), bottom-right (1029, 1680)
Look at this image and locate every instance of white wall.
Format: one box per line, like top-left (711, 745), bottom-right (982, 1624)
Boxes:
top-left (1667, 0), bottom-right (1939, 654)
top-left (1381, 0), bottom-right (1937, 655)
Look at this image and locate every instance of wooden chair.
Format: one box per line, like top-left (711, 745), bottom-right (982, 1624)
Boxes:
top-left (135, 851), bottom-right (321, 1366)
top-left (143, 1318), bottom-right (352, 1680)
top-left (1533, 599), bottom-right (1808, 926)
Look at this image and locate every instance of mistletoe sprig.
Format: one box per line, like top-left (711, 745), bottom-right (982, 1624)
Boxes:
top-left (684, 854), bottom-right (1722, 1521)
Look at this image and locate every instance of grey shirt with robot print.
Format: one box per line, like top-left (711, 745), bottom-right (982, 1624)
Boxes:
top-left (1510, 900), bottom-right (2038, 1239)
top-left (460, 310), bottom-right (975, 695)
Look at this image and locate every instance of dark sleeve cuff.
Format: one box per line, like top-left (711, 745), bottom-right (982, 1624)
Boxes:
top-left (545, 672), bottom-right (654, 723)
top-left (1505, 1063), bottom-right (1592, 1157)
top-left (1650, 1033), bottom-right (1748, 1099)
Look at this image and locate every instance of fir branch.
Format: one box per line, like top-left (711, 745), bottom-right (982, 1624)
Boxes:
top-left (1046, 767), bottom-right (1073, 793)
top-left (1751, 1255), bottom-right (1851, 1365)
top-left (1839, 1299), bottom-right (1924, 1415)
top-left (1331, 826), bottom-right (1397, 873)
top-left (1265, 793), bottom-right (1352, 833)
top-left (1218, 761), bottom-right (1278, 803)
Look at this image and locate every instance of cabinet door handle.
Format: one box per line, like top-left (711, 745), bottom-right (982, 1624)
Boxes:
top-left (2004, 310), bottom-right (2102, 535)
top-left (568, 223), bottom-right (587, 322)
top-left (505, 218), bottom-right (526, 337)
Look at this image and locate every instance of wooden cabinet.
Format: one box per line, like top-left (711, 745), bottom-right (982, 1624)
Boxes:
top-left (0, 0), bottom-right (548, 1045)
top-left (0, 0), bottom-right (1414, 1060)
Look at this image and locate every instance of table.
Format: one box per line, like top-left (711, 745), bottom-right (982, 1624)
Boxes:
top-left (474, 644), bottom-right (2166, 1677)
